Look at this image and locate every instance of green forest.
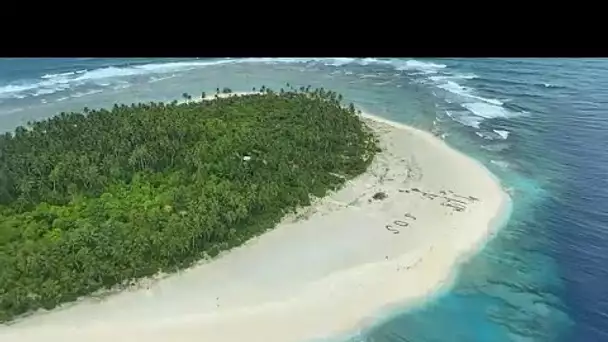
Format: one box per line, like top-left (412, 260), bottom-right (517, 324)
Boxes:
top-left (0, 86), bottom-right (380, 322)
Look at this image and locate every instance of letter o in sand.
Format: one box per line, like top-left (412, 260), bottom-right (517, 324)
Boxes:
top-left (394, 220), bottom-right (409, 227)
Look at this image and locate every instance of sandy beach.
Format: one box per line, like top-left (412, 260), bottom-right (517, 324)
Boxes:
top-left (0, 101), bottom-right (510, 342)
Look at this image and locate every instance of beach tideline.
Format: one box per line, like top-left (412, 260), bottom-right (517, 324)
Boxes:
top-left (0, 92), bottom-right (509, 342)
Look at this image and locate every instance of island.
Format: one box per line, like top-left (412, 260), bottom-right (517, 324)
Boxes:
top-left (0, 86), bottom-right (509, 342)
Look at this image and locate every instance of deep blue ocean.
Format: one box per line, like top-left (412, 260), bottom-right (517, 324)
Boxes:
top-left (0, 58), bottom-right (606, 342)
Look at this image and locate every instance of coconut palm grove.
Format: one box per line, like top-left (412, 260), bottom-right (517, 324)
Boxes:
top-left (0, 86), bottom-right (380, 322)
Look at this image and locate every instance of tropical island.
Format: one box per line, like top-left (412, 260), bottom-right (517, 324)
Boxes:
top-left (0, 86), bottom-right (508, 342)
top-left (0, 86), bottom-right (379, 322)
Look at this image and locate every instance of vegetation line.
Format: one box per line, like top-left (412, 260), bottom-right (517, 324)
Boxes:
top-left (0, 85), bottom-right (380, 322)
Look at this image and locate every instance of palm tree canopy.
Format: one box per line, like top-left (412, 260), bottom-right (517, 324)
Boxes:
top-left (0, 86), bottom-right (379, 322)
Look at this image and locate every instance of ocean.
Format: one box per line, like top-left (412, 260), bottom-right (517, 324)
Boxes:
top-left (0, 57), bottom-right (605, 342)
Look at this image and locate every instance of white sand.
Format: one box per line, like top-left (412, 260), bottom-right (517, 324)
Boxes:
top-left (0, 96), bottom-right (510, 342)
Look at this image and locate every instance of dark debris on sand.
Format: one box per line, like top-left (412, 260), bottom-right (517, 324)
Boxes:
top-left (372, 191), bottom-right (388, 201)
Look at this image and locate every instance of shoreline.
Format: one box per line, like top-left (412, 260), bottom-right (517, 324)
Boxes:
top-left (0, 93), bottom-right (511, 342)
top-left (335, 112), bottom-right (514, 338)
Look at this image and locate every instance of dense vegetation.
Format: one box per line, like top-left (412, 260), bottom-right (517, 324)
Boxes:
top-left (0, 86), bottom-right (379, 322)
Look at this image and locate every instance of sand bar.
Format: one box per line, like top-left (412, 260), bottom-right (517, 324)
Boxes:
top-left (0, 102), bottom-right (510, 342)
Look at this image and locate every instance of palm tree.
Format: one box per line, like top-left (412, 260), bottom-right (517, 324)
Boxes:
top-left (0, 84), bottom-right (379, 322)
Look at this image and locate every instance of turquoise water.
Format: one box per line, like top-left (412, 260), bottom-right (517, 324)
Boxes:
top-left (1, 58), bottom-right (605, 341)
